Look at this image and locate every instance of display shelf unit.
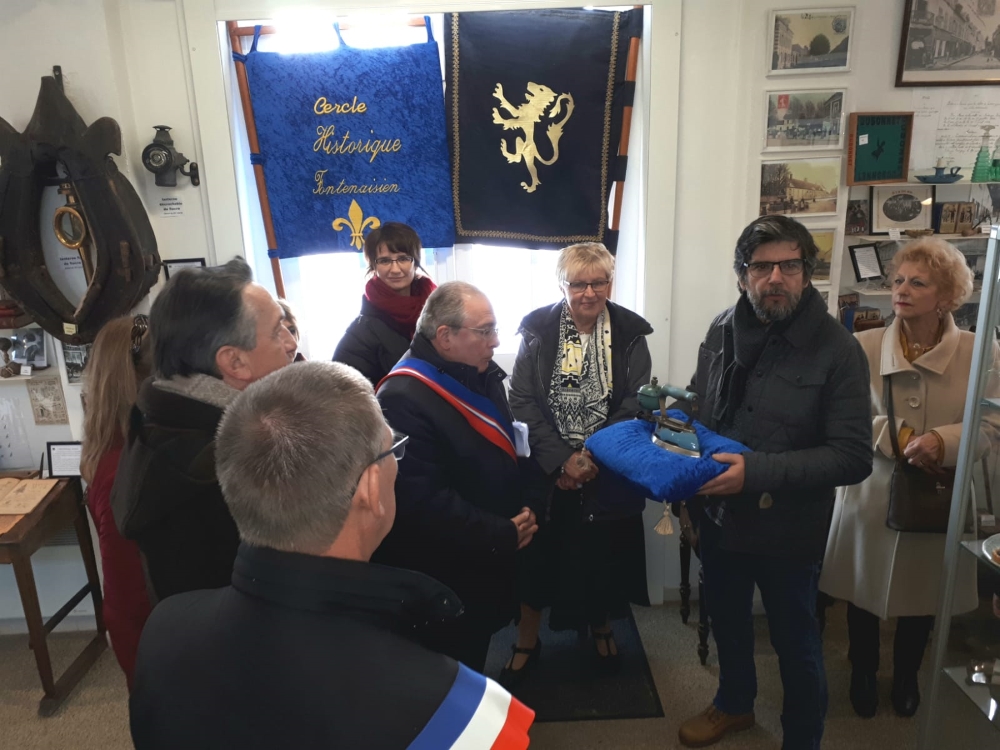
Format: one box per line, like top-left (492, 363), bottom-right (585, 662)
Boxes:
top-left (920, 224), bottom-right (1000, 748)
top-left (847, 233), bottom-right (991, 243)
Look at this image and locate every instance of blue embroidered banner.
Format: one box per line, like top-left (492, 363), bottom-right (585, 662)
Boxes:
top-left (243, 24), bottom-right (455, 257)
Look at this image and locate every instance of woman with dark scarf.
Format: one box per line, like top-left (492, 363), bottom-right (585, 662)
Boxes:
top-left (333, 223), bottom-right (436, 385)
top-left (503, 242), bottom-right (653, 685)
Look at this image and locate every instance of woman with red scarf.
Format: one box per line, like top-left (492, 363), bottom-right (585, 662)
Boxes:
top-left (333, 223), bottom-right (436, 385)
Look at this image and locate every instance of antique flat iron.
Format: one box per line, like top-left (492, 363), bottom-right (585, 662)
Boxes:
top-left (636, 377), bottom-right (701, 458)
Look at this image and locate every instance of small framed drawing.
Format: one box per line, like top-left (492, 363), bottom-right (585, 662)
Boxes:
top-left (759, 157), bottom-right (841, 218)
top-left (808, 227), bottom-right (837, 283)
top-left (768, 8), bottom-right (854, 76)
top-left (763, 89), bottom-right (845, 152)
top-left (870, 185), bottom-right (934, 234)
top-left (46, 441), bottom-right (82, 478)
top-left (846, 113), bottom-right (914, 185)
top-left (848, 242), bottom-right (884, 282)
top-left (163, 258), bottom-right (207, 280)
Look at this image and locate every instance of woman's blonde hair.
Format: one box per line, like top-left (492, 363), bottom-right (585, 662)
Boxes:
top-left (80, 316), bottom-right (151, 483)
top-left (890, 237), bottom-right (974, 312)
top-left (556, 242), bottom-right (615, 286)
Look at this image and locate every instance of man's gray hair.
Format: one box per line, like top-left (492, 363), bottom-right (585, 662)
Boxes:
top-left (216, 361), bottom-right (386, 554)
top-left (416, 281), bottom-right (484, 339)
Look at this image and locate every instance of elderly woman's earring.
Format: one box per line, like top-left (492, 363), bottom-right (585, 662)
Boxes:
top-left (937, 307), bottom-right (944, 319)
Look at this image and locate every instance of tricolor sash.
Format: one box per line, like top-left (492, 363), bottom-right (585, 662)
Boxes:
top-left (380, 357), bottom-right (517, 462)
top-left (407, 663), bottom-right (534, 750)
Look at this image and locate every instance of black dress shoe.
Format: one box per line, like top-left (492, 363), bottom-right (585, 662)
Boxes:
top-left (891, 672), bottom-right (920, 717)
top-left (850, 671), bottom-right (878, 718)
top-left (592, 630), bottom-right (621, 675)
top-left (498, 639), bottom-right (541, 689)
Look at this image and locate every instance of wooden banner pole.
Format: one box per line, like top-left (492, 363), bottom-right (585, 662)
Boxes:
top-left (610, 8), bottom-right (643, 235)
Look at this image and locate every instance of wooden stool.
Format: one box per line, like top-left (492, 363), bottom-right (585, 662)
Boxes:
top-left (0, 477), bottom-right (107, 715)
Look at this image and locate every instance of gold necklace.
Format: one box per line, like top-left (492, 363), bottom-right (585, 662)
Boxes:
top-left (900, 321), bottom-right (943, 362)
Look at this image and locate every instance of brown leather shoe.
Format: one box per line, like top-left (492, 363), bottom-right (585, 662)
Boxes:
top-left (678, 704), bottom-right (755, 748)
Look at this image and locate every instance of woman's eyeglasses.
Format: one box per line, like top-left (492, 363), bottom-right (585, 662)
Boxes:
top-left (565, 279), bottom-right (610, 294)
top-left (743, 259), bottom-right (805, 279)
top-left (375, 256), bottom-right (415, 268)
top-left (130, 314), bottom-right (149, 364)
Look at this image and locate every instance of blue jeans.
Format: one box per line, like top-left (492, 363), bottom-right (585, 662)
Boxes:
top-left (700, 518), bottom-right (827, 750)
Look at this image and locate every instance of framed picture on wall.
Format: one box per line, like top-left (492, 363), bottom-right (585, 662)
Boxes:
top-left (759, 157), bottom-right (841, 218)
top-left (846, 112), bottom-right (914, 185)
top-left (807, 227), bottom-right (837, 283)
top-left (896, 0), bottom-right (1000, 86)
top-left (763, 89), bottom-right (846, 152)
top-left (870, 185), bottom-right (934, 233)
top-left (767, 8), bottom-right (855, 76)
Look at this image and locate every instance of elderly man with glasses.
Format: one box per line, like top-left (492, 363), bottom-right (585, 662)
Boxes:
top-left (130, 362), bottom-right (535, 749)
top-left (375, 281), bottom-right (542, 673)
top-left (676, 215), bottom-right (872, 750)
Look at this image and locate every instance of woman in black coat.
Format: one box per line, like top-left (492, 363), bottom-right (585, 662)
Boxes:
top-left (333, 223), bottom-right (436, 384)
top-left (504, 242), bottom-right (653, 684)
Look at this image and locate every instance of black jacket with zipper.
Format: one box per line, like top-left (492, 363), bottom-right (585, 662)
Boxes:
top-left (333, 295), bottom-right (411, 386)
top-left (509, 300), bottom-right (653, 520)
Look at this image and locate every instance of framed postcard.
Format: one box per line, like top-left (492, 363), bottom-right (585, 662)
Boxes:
top-left (808, 227), bottom-right (837, 283)
top-left (845, 198), bottom-right (870, 234)
top-left (846, 112), bottom-right (914, 185)
top-left (763, 89), bottom-right (845, 152)
top-left (163, 257), bottom-right (207, 280)
top-left (768, 8), bottom-right (855, 76)
top-left (870, 185), bottom-right (934, 234)
top-left (759, 157), bottom-right (841, 218)
top-left (897, 0), bottom-right (1000, 86)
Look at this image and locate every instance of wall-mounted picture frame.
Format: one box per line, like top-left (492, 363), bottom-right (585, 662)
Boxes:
top-left (896, 0), bottom-right (1000, 87)
top-left (808, 227), bottom-right (837, 283)
top-left (845, 198), bottom-right (870, 234)
top-left (46, 441), bottom-right (82, 478)
top-left (846, 112), bottom-right (914, 185)
top-left (764, 89), bottom-right (846, 152)
top-left (768, 8), bottom-right (855, 76)
top-left (870, 185), bottom-right (934, 234)
top-left (759, 157), bottom-right (841, 218)
top-left (848, 242), bottom-right (884, 282)
top-left (162, 257), bottom-right (207, 280)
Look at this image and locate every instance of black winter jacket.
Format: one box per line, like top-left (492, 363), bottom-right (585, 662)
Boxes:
top-left (375, 334), bottom-right (537, 633)
top-left (509, 300), bottom-right (654, 519)
top-left (333, 296), bottom-right (411, 385)
top-left (130, 544), bottom-right (466, 750)
top-left (111, 380), bottom-right (239, 601)
top-left (688, 287), bottom-right (873, 560)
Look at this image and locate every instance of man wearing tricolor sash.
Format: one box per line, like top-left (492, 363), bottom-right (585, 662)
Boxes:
top-left (130, 362), bottom-right (534, 749)
top-left (376, 282), bottom-right (541, 672)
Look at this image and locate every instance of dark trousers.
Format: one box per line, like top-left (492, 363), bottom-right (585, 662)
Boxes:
top-left (846, 602), bottom-right (933, 677)
top-left (700, 519), bottom-right (827, 750)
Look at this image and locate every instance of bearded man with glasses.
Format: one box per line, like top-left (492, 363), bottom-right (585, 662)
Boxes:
top-left (676, 215), bottom-right (872, 750)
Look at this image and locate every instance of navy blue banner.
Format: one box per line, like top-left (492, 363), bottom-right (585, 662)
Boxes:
top-left (242, 24), bottom-right (455, 257)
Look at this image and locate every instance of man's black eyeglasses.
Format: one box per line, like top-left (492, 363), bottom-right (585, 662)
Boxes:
top-left (743, 259), bottom-right (805, 279)
top-left (130, 314), bottom-right (149, 364)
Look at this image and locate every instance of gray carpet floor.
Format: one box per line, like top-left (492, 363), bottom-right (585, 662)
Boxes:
top-left (0, 601), bottom-right (988, 749)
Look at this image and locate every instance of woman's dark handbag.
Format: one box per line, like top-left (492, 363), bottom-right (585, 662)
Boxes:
top-left (884, 375), bottom-right (954, 533)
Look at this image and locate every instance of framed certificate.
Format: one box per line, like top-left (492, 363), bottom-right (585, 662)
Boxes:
top-left (848, 243), bottom-right (884, 282)
top-left (162, 258), bottom-right (207, 280)
top-left (46, 441), bottom-right (82, 478)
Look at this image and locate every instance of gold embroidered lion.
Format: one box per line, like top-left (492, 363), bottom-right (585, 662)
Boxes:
top-left (491, 82), bottom-right (575, 194)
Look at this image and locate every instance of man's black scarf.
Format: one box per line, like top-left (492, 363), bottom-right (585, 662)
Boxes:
top-left (714, 285), bottom-right (819, 428)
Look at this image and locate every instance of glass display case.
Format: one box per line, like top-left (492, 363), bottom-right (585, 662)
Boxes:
top-left (920, 226), bottom-right (1000, 748)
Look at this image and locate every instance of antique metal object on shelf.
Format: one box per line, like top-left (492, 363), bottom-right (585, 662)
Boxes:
top-left (636, 377), bottom-right (701, 458)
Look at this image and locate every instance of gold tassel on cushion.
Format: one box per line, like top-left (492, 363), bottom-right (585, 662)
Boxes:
top-left (654, 504), bottom-right (674, 535)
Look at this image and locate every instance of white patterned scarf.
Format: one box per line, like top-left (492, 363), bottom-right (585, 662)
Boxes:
top-left (547, 302), bottom-right (613, 449)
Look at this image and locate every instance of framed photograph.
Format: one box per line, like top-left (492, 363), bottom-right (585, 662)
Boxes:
top-left (764, 89), bottom-right (845, 152)
top-left (46, 441), bottom-right (82, 478)
top-left (163, 257), bottom-right (207, 280)
top-left (870, 185), bottom-right (934, 233)
top-left (937, 201), bottom-right (960, 233)
top-left (896, 0), bottom-right (1000, 86)
top-left (846, 113), bottom-right (914, 185)
top-left (61, 342), bottom-right (91, 385)
top-left (845, 198), bottom-right (870, 234)
top-left (768, 8), bottom-right (855, 75)
top-left (956, 201), bottom-right (976, 232)
top-left (759, 157), bottom-right (841, 217)
top-left (848, 242), bottom-right (884, 282)
top-left (11, 326), bottom-right (47, 369)
top-left (808, 227), bottom-right (837, 283)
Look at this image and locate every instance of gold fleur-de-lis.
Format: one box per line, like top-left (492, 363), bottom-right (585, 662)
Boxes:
top-left (332, 200), bottom-right (380, 249)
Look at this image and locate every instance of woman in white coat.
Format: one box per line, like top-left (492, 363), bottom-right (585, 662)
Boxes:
top-left (820, 237), bottom-right (996, 720)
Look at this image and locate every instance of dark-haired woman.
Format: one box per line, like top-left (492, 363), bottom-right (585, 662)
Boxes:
top-left (333, 223), bottom-right (436, 385)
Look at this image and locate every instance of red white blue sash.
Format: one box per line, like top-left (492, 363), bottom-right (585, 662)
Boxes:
top-left (380, 358), bottom-right (517, 462)
top-left (406, 663), bottom-right (534, 750)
